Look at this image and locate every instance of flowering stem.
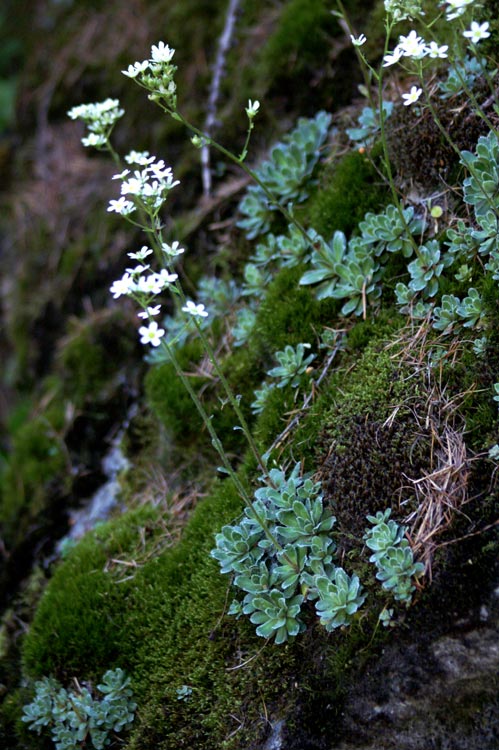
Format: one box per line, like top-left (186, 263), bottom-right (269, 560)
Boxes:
top-left (147, 217), bottom-right (274, 482)
top-left (158, 337), bottom-right (287, 557)
top-left (419, 77), bottom-right (499, 217)
top-left (376, 20), bottom-right (423, 259)
top-left (239, 119), bottom-right (255, 162)
top-left (164, 106), bottom-right (314, 245)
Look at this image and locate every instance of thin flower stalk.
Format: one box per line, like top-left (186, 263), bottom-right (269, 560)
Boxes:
top-left (158, 337), bottom-right (288, 559)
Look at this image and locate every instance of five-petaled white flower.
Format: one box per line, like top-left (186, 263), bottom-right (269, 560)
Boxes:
top-left (398, 30), bottom-right (427, 58)
top-left (107, 197), bottom-right (135, 215)
top-left (157, 269), bottom-right (178, 285)
top-left (128, 246), bottom-right (153, 260)
top-left (161, 240), bottom-right (185, 256)
top-left (138, 321), bottom-right (165, 347)
top-left (182, 301), bottom-right (209, 318)
top-left (138, 305), bottom-right (161, 319)
top-left (122, 61), bottom-right (150, 78)
top-left (126, 264), bottom-right (149, 275)
top-left (463, 21), bottom-right (490, 43)
top-left (110, 273), bottom-right (134, 299)
top-left (402, 85), bottom-right (423, 106)
top-left (137, 274), bottom-right (164, 295)
top-left (245, 99), bottom-right (260, 119)
top-left (350, 33), bottom-right (367, 47)
top-left (82, 133), bottom-right (106, 148)
top-left (151, 41), bottom-right (175, 63)
top-left (383, 47), bottom-right (404, 66)
top-left (425, 42), bottom-right (449, 58)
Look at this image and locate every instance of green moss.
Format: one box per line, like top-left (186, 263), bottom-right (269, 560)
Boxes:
top-left (57, 312), bottom-right (135, 408)
top-left (307, 148), bottom-right (390, 238)
top-left (251, 265), bottom-right (340, 357)
top-left (345, 309), bottom-right (405, 351)
top-left (21, 504), bottom-right (165, 680)
top-left (262, 0), bottom-right (339, 76)
top-left (0, 405), bottom-right (69, 545)
top-left (284, 318), bottom-right (408, 467)
top-left (20, 480), bottom-right (277, 749)
top-left (144, 338), bottom-right (254, 461)
top-left (20, 470), bottom-right (385, 750)
top-left (145, 360), bottom-right (206, 445)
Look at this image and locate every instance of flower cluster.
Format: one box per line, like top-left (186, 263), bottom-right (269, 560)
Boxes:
top-left (384, 0), bottom-right (424, 22)
top-left (109, 242), bottom-right (209, 347)
top-left (108, 152), bottom-right (180, 216)
top-left (123, 41), bottom-right (177, 110)
top-left (110, 252), bottom-right (178, 301)
top-left (383, 31), bottom-right (448, 67)
top-left (67, 98), bottom-right (124, 148)
top-left (384, 20), bottom-right (489, 70)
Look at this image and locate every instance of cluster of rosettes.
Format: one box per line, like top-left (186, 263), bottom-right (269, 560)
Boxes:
top-left (67, 98), bottom-right (124, 148)
top-left (108, 151), bottom-right (180, 217)
top-left (122, 41), bottom-right (177, 110)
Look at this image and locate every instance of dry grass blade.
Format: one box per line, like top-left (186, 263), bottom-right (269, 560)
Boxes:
top-left (404, 423), bottom-right (470, 579)
top-left (385, 321), bottom-right (475, 580)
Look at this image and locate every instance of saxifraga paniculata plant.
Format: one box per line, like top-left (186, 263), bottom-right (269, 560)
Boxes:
top-left (22, 668), bottom-right (136, 750)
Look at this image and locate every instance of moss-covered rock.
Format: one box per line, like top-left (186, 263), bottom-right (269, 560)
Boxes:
top-left (251, 265), bottom-right (340, 356)
top-left (56, 310), bottom-right (137, 408)
top-left (307, 148), bottom-right (390, 238)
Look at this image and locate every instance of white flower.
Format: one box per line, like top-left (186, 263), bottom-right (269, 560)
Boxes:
top-left (425, 42), bottom-right (449, 58)
top-left (81, 133), bottom-right (106, 147)
top-left (126, 264), bottom-right (149, 275)
top-left (402, 85), bottom-right (423, 105)
top-left (151, 41), bottom-right (175, 63)
top-left (136, 274), bottom-right (164, 295)
top-left (398, 30), bottom-right (427, 58)
top-left (110, 273), bottom-right (134, 299)
top-left (182, 300), bottom-right (209, 318)
top-left (138, 305), bottom-right (161, 319)
top-left (245, 99), bottom-right (260, 118)
top-left (107, 197), bottom-right (135, 215)
top-left (383, 46), bottom-right (404, 66)
top-left (68, 104), bottom-right (87, 120)
top-left (121, 177), bottom-right (143, 196)
top-left (112, 169), bottom-right (130, 180)
top-left (128, 246), bottom-right (153, 260)
top-left (148, 161), bottom-right (175, 181)
top-left (463, 21), bottom-right (490, 43)
top-left (138, 321), bottom-right (165, 347)
top-left (350, 33), bottom-right (367, 47)
top-left (161, 240), bottom-right (185, 256)
top-left (157, 269), bottom-right (178, 286)
top-left (125, 150), bottom-right (155, 166)
top-left (445, 0), bottom-right (474, 20)
top-left (122, 60), bottom-right (150, 78)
